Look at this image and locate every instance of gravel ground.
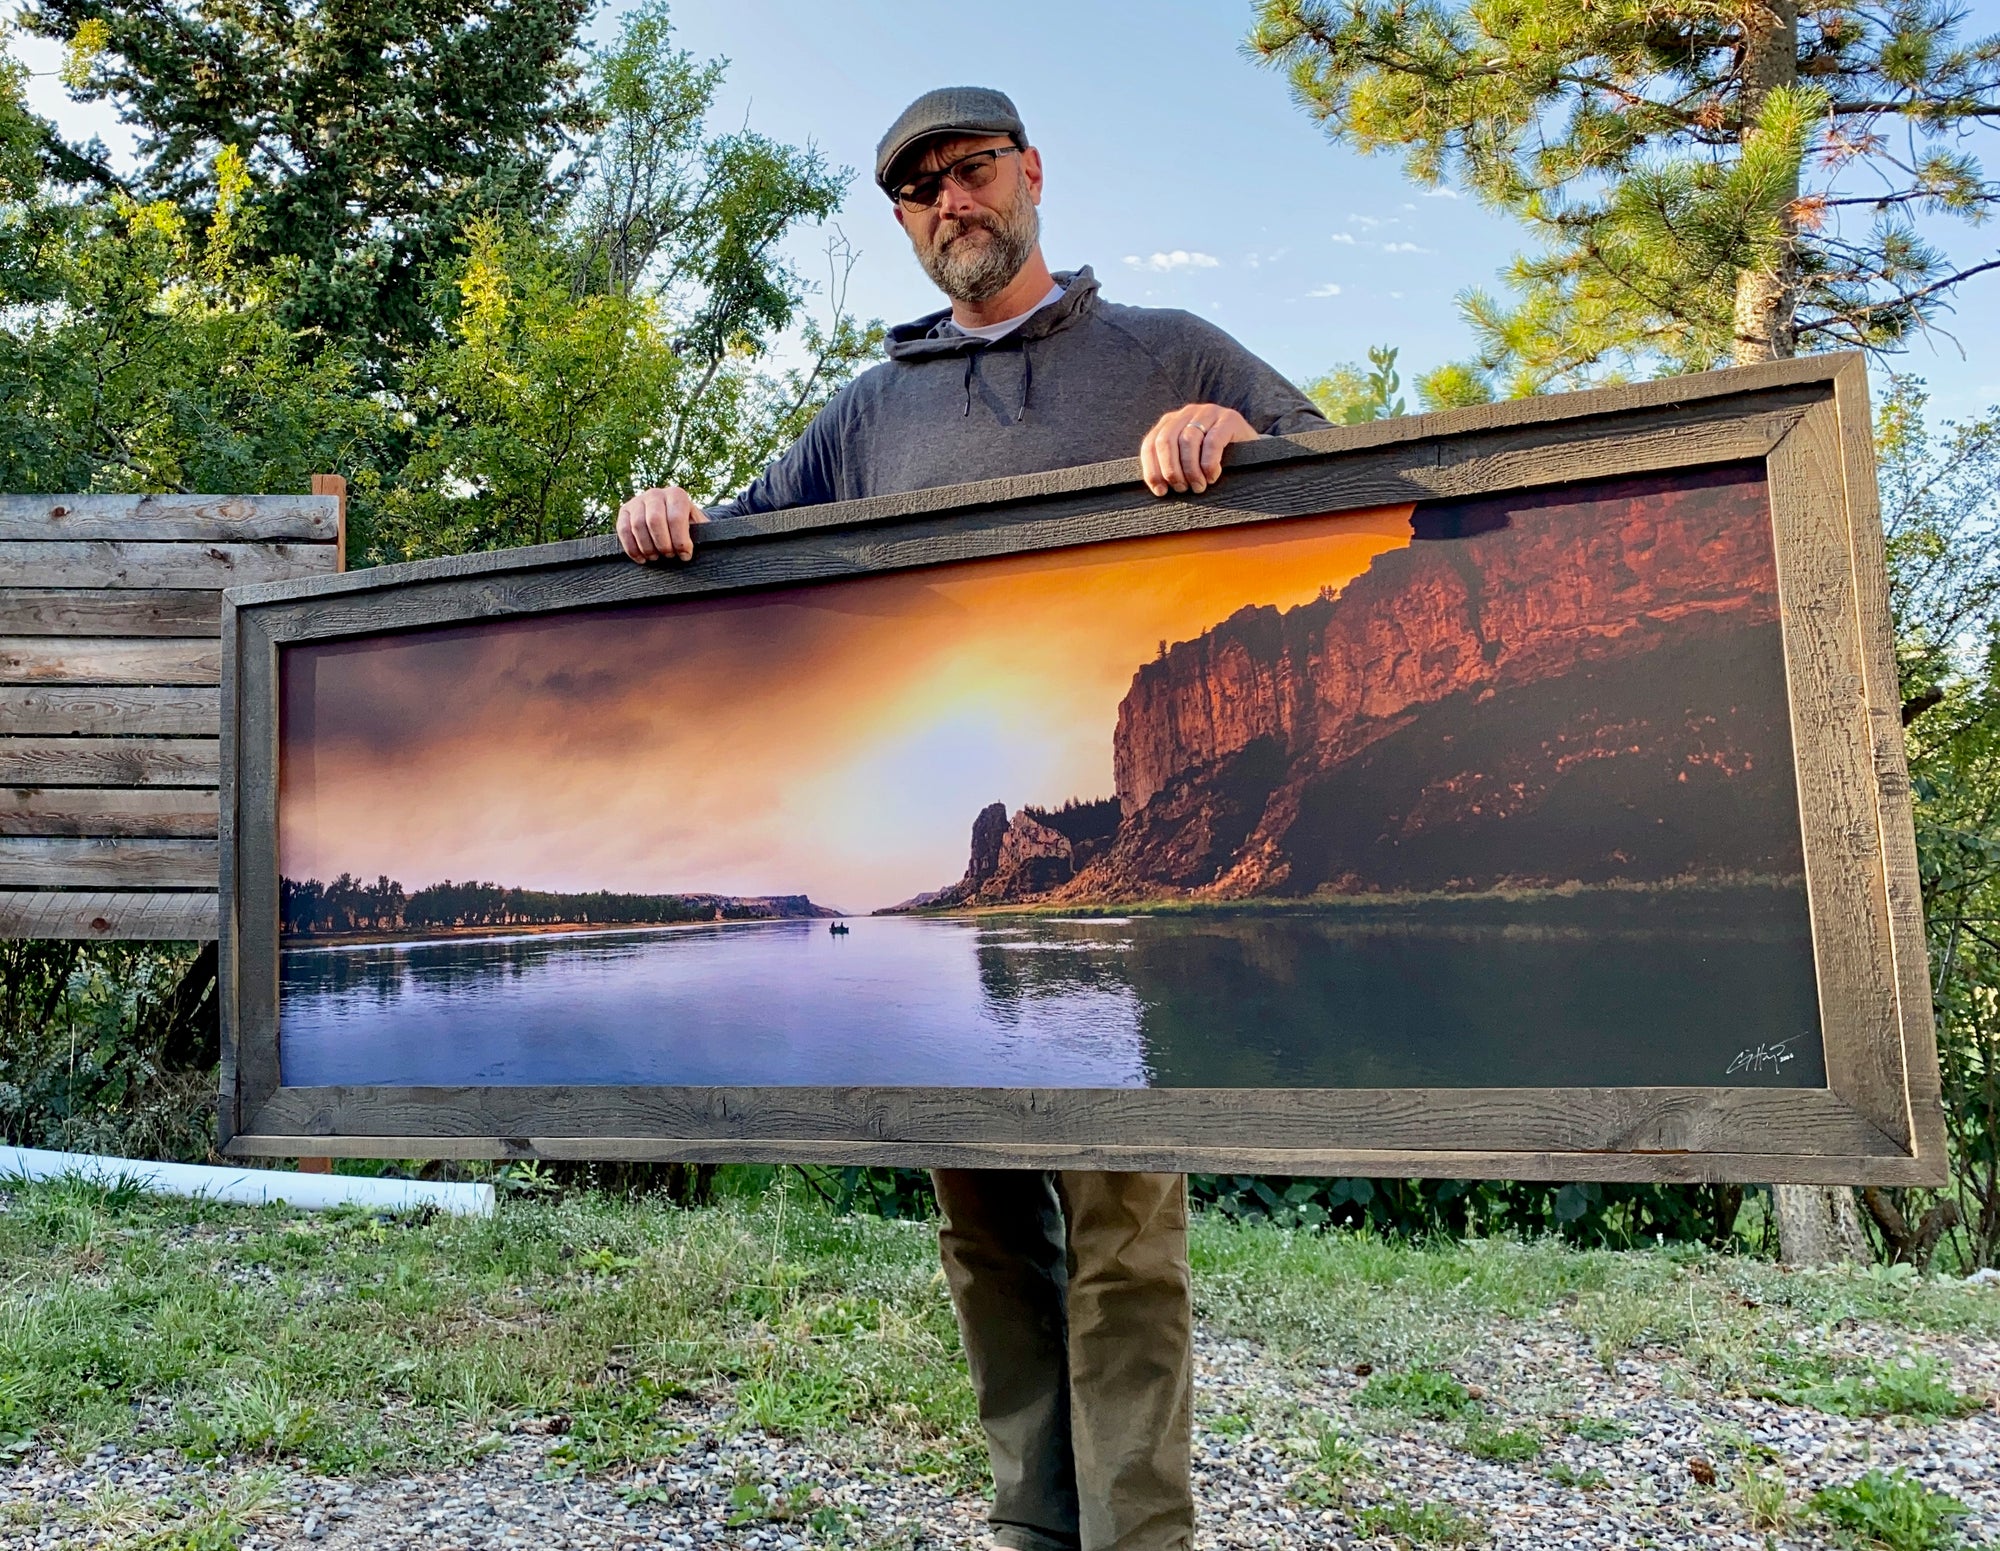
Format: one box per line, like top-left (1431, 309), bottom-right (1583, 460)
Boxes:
top-left (4, 1303), bottom-right (1997, 1551)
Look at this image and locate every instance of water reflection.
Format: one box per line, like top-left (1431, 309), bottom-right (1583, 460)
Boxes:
top-left (280, 885), bottom-right (1824, 1089)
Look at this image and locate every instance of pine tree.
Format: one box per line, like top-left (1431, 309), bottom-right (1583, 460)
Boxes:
top-left (1249, 0), bottom-right (2000, 393)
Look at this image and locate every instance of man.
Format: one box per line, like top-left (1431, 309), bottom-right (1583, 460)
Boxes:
top-left (618, 88), bottom-right (1328, 1551)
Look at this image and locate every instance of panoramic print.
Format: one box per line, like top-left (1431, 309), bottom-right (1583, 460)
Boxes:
top-left (276, 464), bottom-right (1825, 1090)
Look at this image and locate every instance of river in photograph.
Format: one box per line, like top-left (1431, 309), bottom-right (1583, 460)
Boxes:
top-left (278, 885), bottom-right (1826, 1089)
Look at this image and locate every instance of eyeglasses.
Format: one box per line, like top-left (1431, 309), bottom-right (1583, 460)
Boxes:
top-left (887, 146), bottom-right (1021, 212)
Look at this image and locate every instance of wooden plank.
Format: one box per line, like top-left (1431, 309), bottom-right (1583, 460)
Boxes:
top-left (0, 637), bottom-right (220, 685)
top-left (220, 1132), bottom-right (1938, 1186)
top-left (0, 835), bottom-right (217, 887)
top-left (0, 737), bottom-right (218, 786)
top-left (0, 889), bottom-right (215, 939)
top-left (312, 475), bottom-right (348, 572)
top-left (239, 1083), bottom-right (1903, 1159)
top-left (0, 787), bottom-right (217, 837)
top-left (1830, 357), bottom-right (1948, 1165)
top-left (0, 541), bottom-right (341, 589)
top-left (0, 494), bottom-right (338, 542)
top-left (231, 609), bottom-right (281, 1120)
top-left (1768, 400), bottom-right (1912, 1148)
top-left (0, 589), bottom-right (222, 636)
top-left (218, 594), bottom-right (243, 1140)
top-left (0, 685), bottom-right (219, 735)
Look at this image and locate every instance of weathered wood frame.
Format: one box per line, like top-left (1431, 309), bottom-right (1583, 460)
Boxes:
top-left (217, 356), bottom-right (1947, 1184)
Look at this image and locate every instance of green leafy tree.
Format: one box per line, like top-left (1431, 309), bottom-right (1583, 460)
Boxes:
top-left (364, 4), bottom-right (877, 558)
top-left (1879, 379), bottom-right (2000, 1268)
top-left (0, 57), bottom-right (386, 495)
top-left (1249, 0), bottom-right (2000, 393)
top-left (1306, 342), bottom-right (1408, 421)
top-left (26, 0), bottom-right (600, 365)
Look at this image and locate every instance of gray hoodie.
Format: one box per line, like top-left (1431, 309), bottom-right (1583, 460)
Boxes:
top-left (710, 267), bottom-right (1329, 515)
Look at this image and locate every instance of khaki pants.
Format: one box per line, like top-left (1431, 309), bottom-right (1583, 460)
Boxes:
top-left (931, 1169), bottom-right (1194, 1551)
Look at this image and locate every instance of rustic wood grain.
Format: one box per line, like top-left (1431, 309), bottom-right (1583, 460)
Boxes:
top-left (1768, 401), bottom-right (1912, 1148)
top-left (0, 835), bottom-right (217, 887)
top-left (219, 1132), bottom-right (1937, 1186)
top-left (217, 596), bottom-right (242, 1142)
top-left (0, 737), bottom-right (218, 786)
top-left (0, 541), bottom-right (340, 590)
top-left (240, 1082), bottom-right (1901, 1154)
top-left (0, 494), bottom-right (338, 542)
top-left (1831, 357), bottom-right (1950, 1170)
top-left (0, 589), bottom-right (222, 636)
top-left (0, 786), bottom-right (217, 837)
top-left (0, 889), bottom-right (215, 939)
top-left (0, 637), bottom-right (220, 685)
top-left (0, 685), bottom-right (219, 735)
top-left (229, 608), bottom-right (281, 1118)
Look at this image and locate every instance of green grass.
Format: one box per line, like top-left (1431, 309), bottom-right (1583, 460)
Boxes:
top-left (2, 1172), bottom-right (1996, 1492)
top-left (1351, 1496), bottom-right (1483, 1546)
top-left (1811, 1468), bottom-right (1970, 1551)
top-left (1461, 1420), bottom-right (1542, 1462)
top-left (1189, 1214), bottom-right (2000, 1383)
top-left (1753, 1351), bottom-right (1981, 1420)
top-left (0, 1173), bottom-right (976, 1478)
top-left (1352, 1368), bottom-right (1477, 1418)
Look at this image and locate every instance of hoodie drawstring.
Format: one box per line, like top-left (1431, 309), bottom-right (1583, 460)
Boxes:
top-left (964, 341), bottom-right (1040, 421)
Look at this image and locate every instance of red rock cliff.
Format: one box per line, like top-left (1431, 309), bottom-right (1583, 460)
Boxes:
top-left (1112, 470), bottom-right (1782, 816)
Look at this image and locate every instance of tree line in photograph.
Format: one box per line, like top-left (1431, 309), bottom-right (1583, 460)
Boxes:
top-left (278, 874), bottom-right (731, 938)
top-left (6, 0), bottom-right (2000, 1268)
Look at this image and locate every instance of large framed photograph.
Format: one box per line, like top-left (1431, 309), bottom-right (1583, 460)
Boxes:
top-left (218, 355), bottom-right (1947, 1182)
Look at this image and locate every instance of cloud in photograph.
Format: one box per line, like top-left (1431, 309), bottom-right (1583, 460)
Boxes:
top-left (1123, 250), bottom-right (1221, 272)
top-left (1307, 283), bottom-right (1343, 297)
top-left (1382, 241), bottom-right (1431, 254)
top-left (1330, 232), bottom-right (1358, 245)
top-left (1423, 186), bottom-right (1463, 199)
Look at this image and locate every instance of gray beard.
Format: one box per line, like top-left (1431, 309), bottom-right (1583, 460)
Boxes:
top-left (914, 183), bottom-right (1041, 303)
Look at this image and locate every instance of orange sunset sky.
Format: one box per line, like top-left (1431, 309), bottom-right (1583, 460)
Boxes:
top-left (279, 506), bottom-right (1414, 913)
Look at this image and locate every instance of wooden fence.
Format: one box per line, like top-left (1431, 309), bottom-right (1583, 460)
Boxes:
top-left (1, 480), bottom-right (346, 940)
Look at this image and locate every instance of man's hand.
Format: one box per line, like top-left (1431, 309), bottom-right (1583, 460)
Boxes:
top-left (617, 485), bottom-right (709, 563)
top-left (1140, 404), bottom-right (1259, 497)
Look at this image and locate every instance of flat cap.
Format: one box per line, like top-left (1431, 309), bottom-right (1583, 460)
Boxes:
top-left (875, 86), bottom-right (1026, 193)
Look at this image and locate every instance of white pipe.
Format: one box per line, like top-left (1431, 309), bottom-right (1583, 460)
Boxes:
top-left (0, 1145), bottom-right (494, 1217)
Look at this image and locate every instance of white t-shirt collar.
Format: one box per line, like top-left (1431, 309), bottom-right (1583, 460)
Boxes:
top-left (945, 282), bottom-right (1067, 343)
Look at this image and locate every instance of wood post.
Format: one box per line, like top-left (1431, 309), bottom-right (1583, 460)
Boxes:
top-left (311, 473), bottom-right (348, 572)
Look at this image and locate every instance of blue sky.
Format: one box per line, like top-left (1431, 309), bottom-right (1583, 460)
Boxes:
top-left (14, 0), bottom-right (2000, 421)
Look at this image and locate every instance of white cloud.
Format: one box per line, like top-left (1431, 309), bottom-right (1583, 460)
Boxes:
top-left (1242, 246), bottom-right (1290, 270)
top-left (1308, 283), bottom-right (1343, 298)
top-left (1123, 250), bottom-right (1222, 272)
top-left (1348, 213), bottom-right (1383, 229)
top-left (1381, 241), bottom-right (1431, 254)
top-left (1423, 186), bottom-right (1462, 199)
top-left (1330, 232), bottom-right (1358, 245)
